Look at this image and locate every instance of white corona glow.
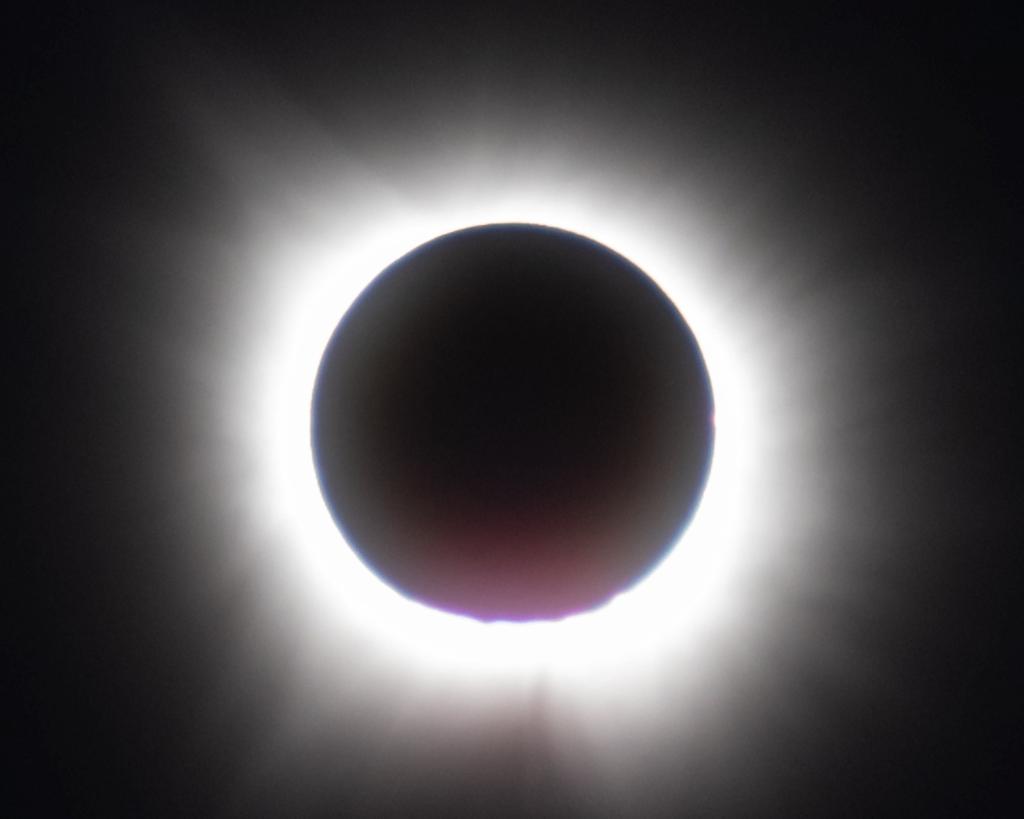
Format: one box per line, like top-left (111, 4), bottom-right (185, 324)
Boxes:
top-left (239, 177), bottom-right (766, 680)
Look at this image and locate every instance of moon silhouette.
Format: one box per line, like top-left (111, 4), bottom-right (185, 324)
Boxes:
top-left (312, 224), bottom-right (713, 621)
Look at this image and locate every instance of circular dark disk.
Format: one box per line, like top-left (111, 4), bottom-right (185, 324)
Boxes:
top-left (312, 224), bottom-right (713, 621)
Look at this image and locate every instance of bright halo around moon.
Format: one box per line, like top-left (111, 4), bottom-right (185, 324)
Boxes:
top-left (241, 183), bottom-right (763, 679)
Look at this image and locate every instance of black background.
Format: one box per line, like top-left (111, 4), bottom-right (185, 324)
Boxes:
top-left (13, 4), bottom-right (1020, 817)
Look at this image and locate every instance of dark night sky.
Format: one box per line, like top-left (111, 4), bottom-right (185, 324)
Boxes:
top-left (13, 5), bottom-right (1021, 817)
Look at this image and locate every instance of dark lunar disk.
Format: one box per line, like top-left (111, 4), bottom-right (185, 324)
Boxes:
top-left (312, 224), bottom-right (713, 621)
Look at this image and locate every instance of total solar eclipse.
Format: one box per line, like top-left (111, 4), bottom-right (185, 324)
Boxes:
top-left (312, 224), bottom-right (714, 621)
